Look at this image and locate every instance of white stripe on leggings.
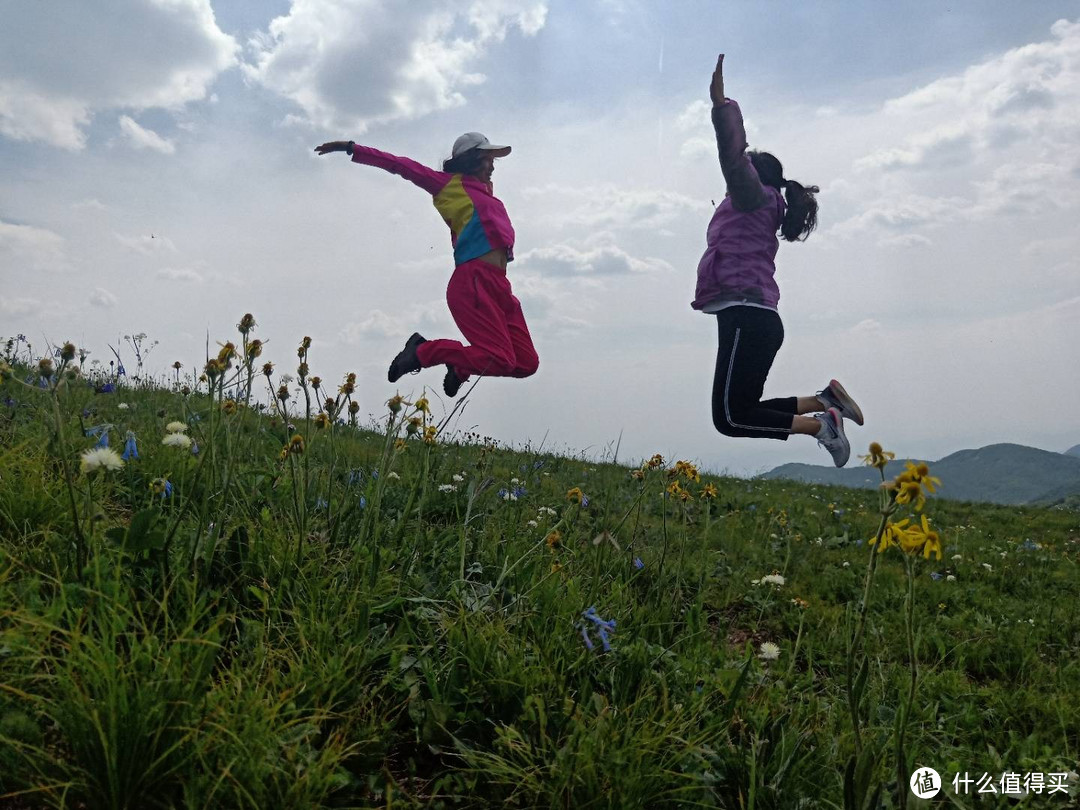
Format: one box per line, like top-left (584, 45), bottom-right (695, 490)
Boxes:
top-left (723, 327), bottom-right (792, 434)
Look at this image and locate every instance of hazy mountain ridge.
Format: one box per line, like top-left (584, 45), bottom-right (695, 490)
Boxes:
top-left (760, 443), bottom-right (1080, 506)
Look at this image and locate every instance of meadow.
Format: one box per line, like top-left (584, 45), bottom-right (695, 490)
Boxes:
top-left (1, 320), bottom-right (1078, 809)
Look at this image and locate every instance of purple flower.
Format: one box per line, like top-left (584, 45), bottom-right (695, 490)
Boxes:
top-left (190, 441), bottom-right (199, 456)
top-left (930, 571), bottom-right (943, 581)
top-left (580, 606), bottom-right (616, 653)
top-left (512, 485), bottom-right (527, 499)
top-left (96, 430), bottom-right (110, 448)
top-left (121, 431), bottom-right (138, 461)
top-left (633, 557), bottom-right (644, 570)
top-left (581, 495), bottom-right (590, 507)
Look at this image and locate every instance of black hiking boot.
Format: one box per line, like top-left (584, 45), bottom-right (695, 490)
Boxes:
top-left (387, 333), bottom-right (426, 383)
top-left (443, 365), bottom-right (463, 397)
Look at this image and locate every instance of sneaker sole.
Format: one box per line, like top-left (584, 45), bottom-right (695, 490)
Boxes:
top-left (829, 379), bottom-right (864, 426)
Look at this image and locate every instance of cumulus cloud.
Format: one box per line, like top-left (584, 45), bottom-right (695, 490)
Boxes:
top-left (118, 116), bottom-right (175, 154)
top-left (245, 0), bottom-right (547, 132)
top-left (339, 301), bottom-right (453, 343)
top-left (522, 183), bottom-right (710, 231)
top-left (90, 288), bottom-right (117, 308)
top-left (829, 194), bottom-right (968, 241)
top-left (516, 235), bottom-right (673, 277)
top-left (156, 267), bottom-right (204, 283)
top-left (0, 219), bottom-right (69, 272)
top-left (0, 296), bottom-right (41, 317)
top-left (115, 233), bottom-right (177, 255)
top-left (0, 0), bottom-right (236, 149)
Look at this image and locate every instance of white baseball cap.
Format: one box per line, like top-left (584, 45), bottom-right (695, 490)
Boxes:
top-left (451, 132), bottom-right (511, 159)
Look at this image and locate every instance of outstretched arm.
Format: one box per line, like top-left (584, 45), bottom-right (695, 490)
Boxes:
top-left (708, 55), bottom-right (768, 212)
top-left (314, 141), bottom-right (449, 195)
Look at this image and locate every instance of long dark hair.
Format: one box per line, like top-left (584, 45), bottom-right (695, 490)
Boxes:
top-left (443, 147), bottom-right (486, 176)
top-left (749, 151), bottom-right (819, 242)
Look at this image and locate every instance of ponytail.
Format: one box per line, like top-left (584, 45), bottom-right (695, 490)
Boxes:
top-left (780, 179), bottom-right (819, 242)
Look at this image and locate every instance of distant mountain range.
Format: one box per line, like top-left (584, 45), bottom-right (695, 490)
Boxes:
top-left (760, 443), bottom-right (1080, 507)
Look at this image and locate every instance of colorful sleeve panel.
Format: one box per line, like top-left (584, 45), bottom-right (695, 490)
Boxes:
top-left (433, 176), bottom-right (495, 265)
top-left (350, 146), bottom-right (450, 195)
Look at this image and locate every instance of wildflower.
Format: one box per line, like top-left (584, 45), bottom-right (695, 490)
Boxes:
top-left (216, 342), bottom-right (237, 366)
top-left (276, 384), bottom-right (290, 403)
top-left (117, 403), bottom-right (129, 411)
top-left (221, 399), bottom-right (238, 415)
top-left (237, 313), bottom-right (256, 335)
top-left (545, 530), bottom-right (561, 549)
top-left (121, 431), bottom-right (138, 461)
top-left (903, 461), bottom-right (941, 494)
top-left (581, 494), bottom-right (590, 507)
top-left (647, 453), bottom-right (664, 469)
top-left (893, 480), bottom-right (926, 511)
top-left (678, 488), bottom-right (693, 502)
top-left (388, 394), bottom-right (404, 413)
top-left (951, 554), bottom-right (962, 561)
top-left (288, 434), bottom-right (305, 455)
top-left (527, 519), bottom-right (538, 527)
top-left (842, 561), bottom-right (850, 568)
top-left (498, 488), bottom-right (514, 501)
top-left (405, 416), bottom-right (422, 435)
top-left (666, 480), bottom-right (683, 497)
top-left (38, 357), bottom-right (54, 377)
top-left (314, 412), bottom-right (331, 429)
top-left (760, 573), bottom-right (786, 587)
top-left (452, 473), bottom-right (464, 483)
top-left (173, 360), bottom-right (182, 371)
top-left (438, 484), bottom-right (457, 493)
top-left (300, 336), bottom-right (312, 352)
top-left (422, 425), bottom-right (437, 445)
top-left (60, 342), bottom-right (76, 363)
top-left (394, 438), bottom-right (407, 451)
top-left (149, 477), bottom-right (173, 498)
top-left (539, 506), bottom-right (557, 517)
top-left (981, 563), bottom-right (992, 572)
top-left (567, 487), bottom-right (585, 503)
top-left (870, 518), bottom-right (911, 554)
top-left (339, 372), bottom-right (357, 396)
top-left (860, 442), bottom-right (895, 469)
top-left (0, 361), bottom-right (12, 382)
top-left (551, 561), bottom-right (563, 574)
top-left (262, 361), bottom-right (274, 378)
top-left (414, 397), bottom-right (430, 415)
top-left (903, 515), bottom-right (943, 560)
top-left (631, 468), bottom-right (645, 481)
top-left (246, 339), bottom-right (264, 359)
top-left (190, 441), bottom-right (199, 455)
top-left (633, 557), bottom-right (644, 570)
top-left (946, 575), bottom-right (956, 582)
top-left (166, 421), bottom-right (188, 434)
top-left (95, 429), bottom-right (110, 448)
top-left (930, 571), bottom-right (943, 581)
top-left (297, 361), bottom-right (309, 380)
top-left (162, 433), bottom-right (193, 449)
top-left (580, 607), bottom-right (616, 653)
top-left (80, 447), bottom-right (124, 474)
top-left (758, 641), bottom-right (781, 661)
top-left (310, 375), bottom-right (321, 390)
top-left (512, 485), bottom-right (527, 499)
top-left (701, 483), bottom-right (718, 498)
top-left (791, 597), bottom-right (809, 609)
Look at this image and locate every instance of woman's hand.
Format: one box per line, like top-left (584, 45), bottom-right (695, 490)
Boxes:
top-left (709, 54), bottom-right (725, 105)
top-left (314, 141), bottom-right (350, 155)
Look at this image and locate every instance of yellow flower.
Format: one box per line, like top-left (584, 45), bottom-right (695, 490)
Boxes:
top-left (288, 434), bottom-right (305, 455)
top-left (893, 480), bottom-right (926, 511)
top-left (701, 483), bottom-right (718, 499)
top-left (631, 468), bottom-right (645, 481)
top-left (314, 413), bottom-right (331, 429)
top-left (566, 487), bottom-right (585, 503)
top-left (904, 514), bottom-right (943, 560)
top-left (904, 461), bottom-right (941, 494)
top-left (545, 530), bottom-right (561, 549)
top-left (860, 442), bottom-right (895, 469)
top-left (414, 397), bottom-right (430, 415)
top-left (388, 394), bottom-right (405, 414)
top-left (666, 480), bottom-right (683, 497)
top-left (422, 425), bottom-right (438, 445)
top-left (678, 488), bottom-right (693, 502)
top-left (405, 416), bottom-right (422, 435)
top-left (647, 453), bottom-right (664, 469)
top-left (221, 399), bottom-right (238, 415)
top-left (870, 518), bottom-right (911, 554)
top-left (394, 438), bottom-right (407, 451)
top-left (339, 372), bottom-right (357, 396)
top-left (310, 375), bottom-right (322, 390)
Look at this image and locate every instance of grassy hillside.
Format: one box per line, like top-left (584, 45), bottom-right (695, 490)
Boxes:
top-left (2, 329), bottom-right (1079, 808)
top-left (762, 443), bottom-right (1080, 507)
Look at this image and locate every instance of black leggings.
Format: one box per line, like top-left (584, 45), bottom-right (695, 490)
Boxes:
top-left (711, 307), bottom-right (797, 440)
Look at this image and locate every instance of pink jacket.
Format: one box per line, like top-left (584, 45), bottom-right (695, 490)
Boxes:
top-left (351, 145), bottom-right (515, 265)
top-left (692, 99), bottom-right (786, 310)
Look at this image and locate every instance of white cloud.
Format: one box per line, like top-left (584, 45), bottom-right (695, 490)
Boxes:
top-left (339, 302), bottom-right (453, 343)
top-left (0, 0), bottom-right (236, 149)
top-left (522, 183), bottom-right (710, 230)
top-left (115, 233), bottom-right (177, 255)
top-left (517, 236), bottom-right (673, 277)
top-left (90, 287), bottom-right (117, 308)
top-left (118, 116), bottom-right (175, 154)
top-left (0, 296), bottom-right (41, 317)
top-left (244, 0), bottom-right (547, 132)
top-left (0, 219), bottom-right (68, 272)
top-left (156, 267), bottom-right (203, 283)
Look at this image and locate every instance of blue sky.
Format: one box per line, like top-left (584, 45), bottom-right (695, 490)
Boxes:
top-left (2, 1), bottom-right (1079, 475)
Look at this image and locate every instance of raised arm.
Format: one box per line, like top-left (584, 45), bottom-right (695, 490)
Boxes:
top-left (314, 141), bottom-right (449, 195)
top-left (708, 55), bottom-right (768, 212)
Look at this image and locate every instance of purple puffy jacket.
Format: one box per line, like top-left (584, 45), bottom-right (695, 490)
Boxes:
top-left (692, 99), bottom-right (786, 311)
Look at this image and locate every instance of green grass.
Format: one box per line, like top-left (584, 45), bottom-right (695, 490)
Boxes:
top-left (1, 333), bottom-right (1079, 808)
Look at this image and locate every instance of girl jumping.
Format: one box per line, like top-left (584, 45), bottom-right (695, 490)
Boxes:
top-left (693, 54), bottom-right (862, 467)
top-left (315, 133), bottom-right (538, 397)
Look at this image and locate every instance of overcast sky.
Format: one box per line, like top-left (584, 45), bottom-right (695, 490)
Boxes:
top-left (2, 0), bottom-right (1078, 476)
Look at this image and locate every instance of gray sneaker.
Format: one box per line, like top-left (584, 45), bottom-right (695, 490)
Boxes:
top-left (816, 407), bottom-right (850, 467)
top-left (819, 379), bottom-right (864, 426)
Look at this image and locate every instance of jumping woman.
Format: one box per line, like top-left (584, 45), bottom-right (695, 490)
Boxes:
top-left (314, 133), bottom-right (538, 397)
top-left (693, 55), bottom-right (862, 466)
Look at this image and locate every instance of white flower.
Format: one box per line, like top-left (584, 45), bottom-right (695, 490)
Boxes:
top-left (388, 471), bottom-right (400, 480)
top-left (539, 506), bottom-right (557, 517)
top-left (760, 574), bottom-right (786, 587)
top-left (510, 477), bottom-right (520, 485)
top-left (452, 474), bottom-right (464, 483)
top-left (117, 403), bottom-right (129, 410)
top-left (758, 641), bottom-right (781, 661)
top-left (437, 484), bottom-right (457, 493)
top-left (946, 575), bottom-right (956, 582)
top-left (80, 447), bottom-right (124, 473)
top-left (981, 563), bottom-right (992, 572)
top-left (842, 561), bottom-right (851, 568)
top-left (951, 554), bottom-right (963, 561)
top-left (527, 519), bottom-right (538, 528)
top-left (165, 421), bottom-right (188, 434)
top-left (162, 433), bottom-right (193, 449)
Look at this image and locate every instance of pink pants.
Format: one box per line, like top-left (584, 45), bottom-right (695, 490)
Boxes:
top-left (415, 258), bottom-right (539, 383)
